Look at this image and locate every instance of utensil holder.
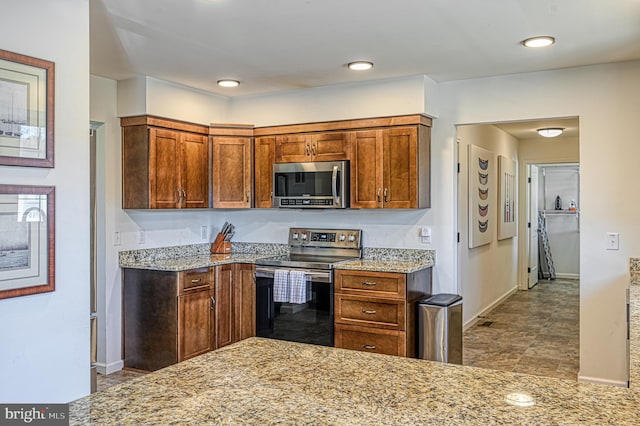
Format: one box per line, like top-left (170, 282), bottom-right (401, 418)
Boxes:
top-left (210, 233), bottom-right (232, 254)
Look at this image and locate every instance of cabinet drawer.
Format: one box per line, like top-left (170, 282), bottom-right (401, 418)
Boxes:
top-left (180, 268), bottom-right (211, 292)
top-left (335, 324), bottom-right (405, 357)
top-left (335, 270), bottom-right (406, 298)
top-left (335, 295), bottom-right (405, 330)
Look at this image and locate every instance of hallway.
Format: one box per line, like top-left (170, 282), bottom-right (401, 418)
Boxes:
top-left (463, 279), bottom-right (579, 381)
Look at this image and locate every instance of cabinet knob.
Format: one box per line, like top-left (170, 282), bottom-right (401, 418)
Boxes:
top-left (383, 188), bottom-right (388, 202)
top-left (361, 309), bottom-right (377, 315)
top-left (362, 344), bottom-right (376, 350)
top-left (305, 144), bottom-right (310, 156)
top-left (312, 144), bottom-right (317, 156)
top-left (377, 188), bottom-right (381, 203)
top-left (211, 296), bottom-right (216, 310)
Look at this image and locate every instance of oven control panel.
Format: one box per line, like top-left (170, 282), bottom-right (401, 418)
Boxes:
top-left (289, 228), bottom-right (362, 248)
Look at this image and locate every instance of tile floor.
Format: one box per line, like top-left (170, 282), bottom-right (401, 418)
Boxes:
top-left (463, 278), bottom-right (579, 381)
top-left (97, 278), bottom-right (579, 390)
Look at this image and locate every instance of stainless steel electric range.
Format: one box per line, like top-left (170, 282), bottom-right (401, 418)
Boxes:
top-left (255, 228), bottom-right (362, 347)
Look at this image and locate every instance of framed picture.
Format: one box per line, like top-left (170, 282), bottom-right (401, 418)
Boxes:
top-left (498, 155), bottom-right (517, 240)
top-left (0, 185), bottom-right (55, 299)
top-left (0, 49), bottom-right (55, 167)
top-left (468, 144), bottom-right (494, 248)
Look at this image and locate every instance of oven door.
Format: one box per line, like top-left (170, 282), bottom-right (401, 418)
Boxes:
top-left (255, 266), bottom-right (334, 346)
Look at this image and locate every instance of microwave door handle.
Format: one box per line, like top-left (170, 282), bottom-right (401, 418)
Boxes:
top-left (332, 165), bottom-right (339, 206)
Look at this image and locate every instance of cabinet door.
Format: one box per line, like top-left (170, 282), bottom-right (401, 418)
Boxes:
top-left (212, 136), bottom-right (252, 208)
top-left (274, 134), bottom-right (310, 163)
top-left (254, 136), bottom-right (275, 208)
top-left (234, 263), bottom-right (256, 342)
top-left (179, 132), bottom-right (208, 208)
top-left (215, 264), bottom-right (235, 349)
top-left (350, 130), bottom-right (383, 208)
top-left (178, 287), bottom-right (215, 361)
top-left (311, 132), bottom-right (350, 161)
top-left (382, 127), bottom-right (418, 209)
top-left (149, 128), bottom-right (180, 209)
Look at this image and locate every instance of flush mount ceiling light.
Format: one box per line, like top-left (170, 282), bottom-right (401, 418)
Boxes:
top-left (348, 61), bottom-right (374, 71)
top-left (537, 128), bottom-right (564, 138)
top-left (217, 79), bottom-right (240, 88)
top-left (522, 36), bottom-right (556, 48)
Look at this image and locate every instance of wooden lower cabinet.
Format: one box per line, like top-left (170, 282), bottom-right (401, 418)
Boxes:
top-left (178, 286), bottom-right (215, 361)
top-left (334, 268), bottom-right (432, 358)
top-left (123, 267), bottom-right (215, 371)
top-left (335, 324), bottom-right (405, 356)
top-left (215, 263), bottom-right (256, 349)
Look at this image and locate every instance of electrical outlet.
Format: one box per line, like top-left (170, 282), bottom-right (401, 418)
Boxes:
top-left (113, 231), bottom-right (121, 246)
top-left (201, 225), bottom-right (208, 240)
top-left (137, 230), bottom-right (146, 244)
top-left (606, 232), bottom-right (619, 250)
top-left (420, 226), bottom-right (431, 244)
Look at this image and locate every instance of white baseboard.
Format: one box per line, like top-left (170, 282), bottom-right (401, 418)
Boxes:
top-left (96, 360), bottom-right (124, 375)
top-left (578, 374), bottom-right (628, 388)
top-left (555, 273), bottom-right (580, 280)
top-left (463, 286), bottom-right (518, 331)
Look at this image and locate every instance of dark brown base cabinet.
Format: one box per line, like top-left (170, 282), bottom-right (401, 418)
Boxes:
top-left (123, 267), bottom-right (215, 372)
top-left (334, 268), bottom-right (432, 358)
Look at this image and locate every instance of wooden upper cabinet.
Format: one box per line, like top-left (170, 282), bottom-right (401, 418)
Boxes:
top-left (179, 132), bottom-right (209, 208)
top-left (121, 116), bottom-right (209, 209)
top-left (274, 132), bottom-right (349, 163)
top-left (350, 125), bottom-right (430, 209)
top-left (311, 132), bottom-right (350, 161)
top-left (212, 136), bottom-right (253, 208)
top-left (254, 136), bottom-right (275, 208)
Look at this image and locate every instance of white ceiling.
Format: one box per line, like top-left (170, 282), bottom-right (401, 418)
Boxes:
top-left (90, 0), bottom-right (640, 99)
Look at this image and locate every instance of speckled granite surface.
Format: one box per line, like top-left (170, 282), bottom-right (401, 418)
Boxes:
top-left (70, 337), bottom-right (640, 425)
top-left (337, 248), bottom-right (434, 273)
top-left (119, 244), bottom-right (435, 273)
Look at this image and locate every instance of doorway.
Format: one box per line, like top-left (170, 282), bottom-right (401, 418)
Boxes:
top-left (456, 117), bottom-right (580, 380)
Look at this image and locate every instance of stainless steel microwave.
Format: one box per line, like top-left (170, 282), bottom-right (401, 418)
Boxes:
top-left (273, 161), bottom-right (349, 208)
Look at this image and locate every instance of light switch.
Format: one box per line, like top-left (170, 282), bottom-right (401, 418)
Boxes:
top-left (113, 231), bottom-right (121, 246)
top-left (606, 232), bottom-right (619, 250)
top-left (137, 230), bottom-right (146, 244)
top-left (201, 225), bottom-right (208, 240)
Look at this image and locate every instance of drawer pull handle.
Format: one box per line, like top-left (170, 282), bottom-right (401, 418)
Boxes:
top-left (362, 344), bottom-right (376, 350)
top-left (361, 309), bottom-right (377, 315)
top-left (211, 296), bottom-right (216, 310)
top-left (362, 281), bottom-right (377, 286)
top-left (191, 278), bottom-right (202, 284)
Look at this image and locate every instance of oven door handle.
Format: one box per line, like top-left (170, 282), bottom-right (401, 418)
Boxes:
top-left (331, 165), bottom-right (340, 206)
top-left (255, 267), bottom-right (332, 282)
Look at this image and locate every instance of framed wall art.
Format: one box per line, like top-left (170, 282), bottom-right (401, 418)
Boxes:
top-left (498, 155), bottom-right (517, 240)
top-left (0, 49), bottom-right (55, 167)
top-left (468, 144), bottom-right (494, 248)
top-left (0, 185), bottom-right (55, 299)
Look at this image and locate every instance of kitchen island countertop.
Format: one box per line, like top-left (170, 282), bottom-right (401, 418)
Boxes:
top-left (70, 337), bottom-right (640, 425)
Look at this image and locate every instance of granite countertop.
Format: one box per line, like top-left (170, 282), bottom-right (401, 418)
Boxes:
top-left (336, 258), bottom-right (433, 273)
top-left (70, 337), bottom-right (640, 425)
top-left (119, 253), bottom-right (272, 272)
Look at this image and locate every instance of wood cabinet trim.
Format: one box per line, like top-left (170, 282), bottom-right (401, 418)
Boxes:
top-left (254, 114), bottom-right (432, 136)
top-left (121, 115), bottom-right (209, 135)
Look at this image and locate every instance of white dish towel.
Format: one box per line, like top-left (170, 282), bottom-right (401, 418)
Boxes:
top-left (273, 269), bottom-right (290, 303)
top-left (288, 270), bottom-right (307, 304)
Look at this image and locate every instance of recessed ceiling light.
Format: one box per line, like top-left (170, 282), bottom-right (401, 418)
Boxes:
top-left (522, 36), bottom-right (556, 48)
top-left (537, 128), bottom-right (564, 138)
top-left (217, 79), bottom-right (240, 88)
top-left (348, 61), bottom-right (374, 71)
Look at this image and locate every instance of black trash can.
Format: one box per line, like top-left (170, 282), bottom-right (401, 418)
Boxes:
top-left (417, 294), bottom-right (463, 364)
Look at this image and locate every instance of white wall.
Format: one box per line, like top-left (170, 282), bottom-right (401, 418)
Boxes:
top-left (437, 62), bottom-right (640, 386)
top-left (0, 0), bottom-right (90, 402)
top-left (456, 125), bottom-right (519, 326)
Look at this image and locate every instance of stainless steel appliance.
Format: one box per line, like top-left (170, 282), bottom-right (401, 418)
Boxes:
top-left (273, 161), bottom-right (349, 208)
top-left (255, 228), bottom-right (362, 346)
